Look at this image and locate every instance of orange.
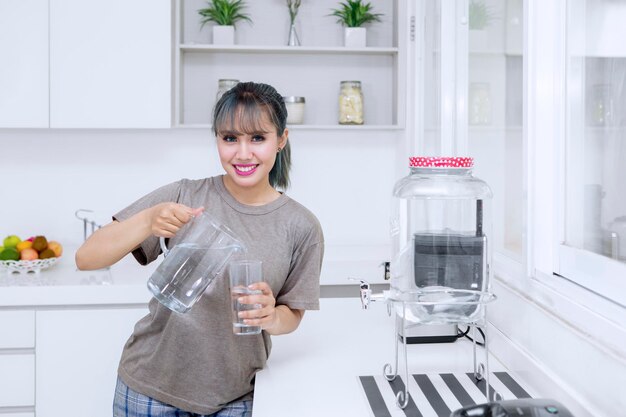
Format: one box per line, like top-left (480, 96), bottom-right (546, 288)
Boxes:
top-left (16, 241), bottom-right (33, 252)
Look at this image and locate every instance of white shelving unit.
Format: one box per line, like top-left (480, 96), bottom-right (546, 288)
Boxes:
top-left (174, 0), bottom-right (406, 129)
top-left (172, 0), bottom-right (410, 285)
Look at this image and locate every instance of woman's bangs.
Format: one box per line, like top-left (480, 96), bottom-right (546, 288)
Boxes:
top-left (215, 100), bottom-right (273, 135)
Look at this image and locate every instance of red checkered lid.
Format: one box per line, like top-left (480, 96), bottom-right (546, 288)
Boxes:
top-left (409, 156), bottom-right (474, 168)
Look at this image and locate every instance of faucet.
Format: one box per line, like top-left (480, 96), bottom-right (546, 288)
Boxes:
top-left (349, 278), bottom-right (375, 309)
top-left (75, 209), bottom-right (103, 242)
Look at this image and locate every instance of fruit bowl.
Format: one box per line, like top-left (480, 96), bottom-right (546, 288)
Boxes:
top-left (0, 257), bottom-right (60, 274)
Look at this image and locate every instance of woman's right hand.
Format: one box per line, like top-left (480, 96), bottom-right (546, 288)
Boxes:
top-left (148, 203), bottom-right (205, 238)
top-left (76, 203), bottom-right (204, 271)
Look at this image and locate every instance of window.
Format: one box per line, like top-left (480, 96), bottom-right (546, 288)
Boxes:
top-left (467, 0), bottom-right (525, 262)
top-left (557, 0), bottom-right (626, 306)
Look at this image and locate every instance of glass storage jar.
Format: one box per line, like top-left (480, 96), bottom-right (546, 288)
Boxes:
top-left (468, 82), bottom-right (492, 125)
top-left (283, 96), bottom-right (305, 124)
top-left (215, 79), bottom-right (240, 104)
top-left (338, 80), bottom-right (364, 125)
top-left (389, 156), bottom-right (494, 325)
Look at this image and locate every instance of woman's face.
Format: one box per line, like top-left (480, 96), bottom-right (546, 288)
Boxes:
top-left (216, 109), bottom-right (286, 190)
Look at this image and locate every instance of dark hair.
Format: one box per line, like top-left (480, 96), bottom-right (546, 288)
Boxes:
top-left (212, 81), bottom-right (291, 190)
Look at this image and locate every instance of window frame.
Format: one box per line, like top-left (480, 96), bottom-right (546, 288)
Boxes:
top-left (553, 0), bottom-right (626, 308)
top-left (493, 0), bottom-right (626, 354)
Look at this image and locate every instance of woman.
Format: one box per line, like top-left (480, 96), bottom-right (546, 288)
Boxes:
top-left (76, 82), bottom-right (324, 417)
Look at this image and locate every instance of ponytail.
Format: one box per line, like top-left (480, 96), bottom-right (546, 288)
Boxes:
top-left (270, 140), bottom-right (291, 190)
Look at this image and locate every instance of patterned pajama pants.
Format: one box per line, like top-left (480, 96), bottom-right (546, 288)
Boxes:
top-left (113, 377), bottom-right (253, 417)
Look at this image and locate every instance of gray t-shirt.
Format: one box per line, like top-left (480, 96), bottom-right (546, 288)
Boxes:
top-left (113, 176), bottom-right (323, 414)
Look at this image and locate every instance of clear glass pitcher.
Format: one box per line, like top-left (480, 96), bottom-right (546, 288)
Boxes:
top-left (147, 213), bottom-right (246, 314)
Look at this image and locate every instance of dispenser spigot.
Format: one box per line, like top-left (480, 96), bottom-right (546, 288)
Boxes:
top-left (349, 278), bottom-right (372, 309)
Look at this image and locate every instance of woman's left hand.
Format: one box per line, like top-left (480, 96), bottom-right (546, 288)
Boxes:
top-left (238, 282), bottom-right (277, 330)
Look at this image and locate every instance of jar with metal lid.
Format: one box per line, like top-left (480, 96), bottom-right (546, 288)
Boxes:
top-left (338, 80), bottom-right (364, 125)
top-left (390, 156), bottom-right (494, 324)
top-left (215, 79), bottom-right (240, 104)
top-left (283, 96), bottom-right (305, 124)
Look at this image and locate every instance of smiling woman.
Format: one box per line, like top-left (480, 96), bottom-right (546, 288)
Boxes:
top-left (213, 83), bottom-right (291, 205)
top-left (75, 81), bottom-right (324, 417)
top-left (213, 82), bottom-right (292, 196)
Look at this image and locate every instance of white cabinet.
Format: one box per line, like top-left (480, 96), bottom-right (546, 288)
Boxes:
top-left (0, 355), bottom-right (35, 408)
top-left (0, 311), bottom-right (35, 410)
top-left (49, 0), bottom-right (171, 128)
top-left (35, 307), bottom-right (148, 417)
top-left (0, 0), bottom-right (171, 129)
top-left (0, 311), bottom-right (35, 349)
top-left (175, 0), bottom-right (406, 128)
top-left (0, 0), bottom-right (49, 128)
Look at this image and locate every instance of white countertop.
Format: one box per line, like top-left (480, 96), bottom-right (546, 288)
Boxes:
top-left (0, 244), bottom-right (389, 307)
top-left (253, 298), bottom-right (519, 417)
top-left (0, 250), bottom-right (155, 307)
top-left (1, 254), bottom-right (535, 416)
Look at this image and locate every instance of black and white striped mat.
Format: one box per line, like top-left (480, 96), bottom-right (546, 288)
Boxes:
top-left (359, 372), bottom-right (533, 417)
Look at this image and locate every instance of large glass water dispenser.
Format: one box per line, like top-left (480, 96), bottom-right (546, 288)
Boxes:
top-left (389, 156), bottom-right (494, 324)
top-left (355, 156), bottom-right (497, 410)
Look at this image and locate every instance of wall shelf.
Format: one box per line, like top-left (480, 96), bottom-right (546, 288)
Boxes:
top-left (180, 44), bottom-right (398, 56)
top-left (174, 124), bottom-right (404, 131)
top-left (469, 126), bottom-right (522, 132)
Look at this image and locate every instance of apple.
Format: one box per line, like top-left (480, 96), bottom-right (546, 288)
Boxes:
top-left (3, 235), bottom-right (21, 248)
top-left (20, 248), bottom-right (39, 261)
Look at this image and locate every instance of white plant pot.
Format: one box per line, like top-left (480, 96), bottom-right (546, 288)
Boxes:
top-left (469, 29), bottom-right (489, 51)
top-left (344, 27), bottom-right (366, 48)
top-left (213, 25), bottom-right (235, 45)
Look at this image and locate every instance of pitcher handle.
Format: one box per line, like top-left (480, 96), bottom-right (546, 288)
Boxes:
top-left (159, 237), bottom-right (170, 258)
top-left (158, 212), bottom-right (202, 258)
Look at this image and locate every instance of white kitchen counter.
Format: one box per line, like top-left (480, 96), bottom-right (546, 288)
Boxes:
top-left (0, 250), bottom-right (155, 308)
top-left (0, 254), bottom-right (533, 417)
top-left (253, 298), bottom-right (523, 417)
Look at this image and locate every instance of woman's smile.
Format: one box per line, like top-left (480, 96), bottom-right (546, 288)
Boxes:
top-left (233, 164), bottom-right (259, 176)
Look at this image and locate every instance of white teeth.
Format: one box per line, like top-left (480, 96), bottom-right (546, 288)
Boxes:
top-left (236, 165), bottom-right (255, 172)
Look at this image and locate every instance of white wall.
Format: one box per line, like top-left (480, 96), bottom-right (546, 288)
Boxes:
top-left (1, 129), bottom-right (216, 245)
top-left (0, 128), bottom-right (400, 283)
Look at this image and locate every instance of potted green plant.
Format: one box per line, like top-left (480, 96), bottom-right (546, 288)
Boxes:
top-left (198, 0), bottom-right (252, 45)
top-left (329, 0), bottom-right (383, 48)
top-left (468, 0), bottom-right (496, 50)
top-left (468, 0), bottom-right (495, 30)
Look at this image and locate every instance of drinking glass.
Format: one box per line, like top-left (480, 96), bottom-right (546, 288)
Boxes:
top-left (229, 260), bottom-right (263, 335)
